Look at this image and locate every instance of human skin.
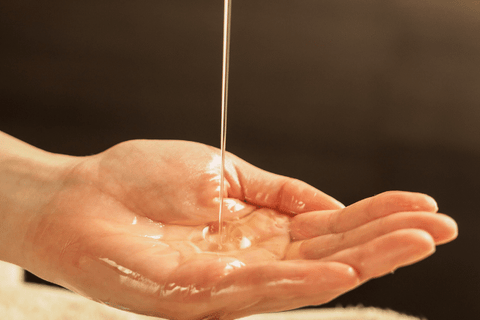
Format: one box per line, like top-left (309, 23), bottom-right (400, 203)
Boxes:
top-left (0, 131), bottom-right (457, 320)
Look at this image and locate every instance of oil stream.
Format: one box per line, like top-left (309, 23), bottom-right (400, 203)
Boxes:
top-left (218, 0), bottom-right (233, 248)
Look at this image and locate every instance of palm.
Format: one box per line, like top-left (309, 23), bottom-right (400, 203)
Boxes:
top-left (26, 140), bottom-right (457, 320)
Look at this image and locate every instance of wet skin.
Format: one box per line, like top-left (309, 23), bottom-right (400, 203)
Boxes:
top-left (16, 140), bottom-right (457, 320)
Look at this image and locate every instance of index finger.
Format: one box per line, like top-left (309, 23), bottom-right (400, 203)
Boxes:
top-left (290, 191), bottom-right (439, 240)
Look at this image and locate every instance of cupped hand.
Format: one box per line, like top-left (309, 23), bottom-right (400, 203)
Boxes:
top-left (22, 140), bottom-right (457, 320)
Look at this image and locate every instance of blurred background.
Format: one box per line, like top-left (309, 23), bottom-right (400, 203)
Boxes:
top-left (1, 0), bottom-right (478, 319)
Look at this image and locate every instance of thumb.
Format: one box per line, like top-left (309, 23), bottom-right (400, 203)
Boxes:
top-left (229, 154), bottom-right (344, 214)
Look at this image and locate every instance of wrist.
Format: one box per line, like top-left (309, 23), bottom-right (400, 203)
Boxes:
top-left (0, 132), bottom-right (79, 268)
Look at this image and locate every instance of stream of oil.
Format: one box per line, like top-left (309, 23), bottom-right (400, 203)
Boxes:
top-left (218, 0), bottom-right (233, 249)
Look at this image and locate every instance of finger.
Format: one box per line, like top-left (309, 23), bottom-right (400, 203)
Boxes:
top-left (230, 154), bottom-right (344, 213)
top-left (319, 229), bottom-right (435, 283)
top-left (290, 191), bottom-right (438, 240)
top-left (286, 212), bottom-right (457, 260)
top-left (216, 260), bottom-right (359, 317)
top-left (163, 259), bottom-right (359, 319)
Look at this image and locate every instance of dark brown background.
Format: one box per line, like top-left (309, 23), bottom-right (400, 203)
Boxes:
top-left (1, 1), bottom-right (478, 319)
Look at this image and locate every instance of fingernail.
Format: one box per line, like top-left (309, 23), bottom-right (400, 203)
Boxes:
top-left (426, 196), bottom-right (438, 211)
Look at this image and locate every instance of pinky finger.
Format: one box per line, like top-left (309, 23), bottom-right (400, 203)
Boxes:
top-left (219, 261), bottom-right (360, 318)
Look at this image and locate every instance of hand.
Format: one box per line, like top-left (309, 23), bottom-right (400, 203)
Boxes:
top-left (16, 140), bottom-right (456, 320)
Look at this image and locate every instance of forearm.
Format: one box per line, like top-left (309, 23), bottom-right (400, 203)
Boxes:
top-left (0, 131), bottom-right (75, 267)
